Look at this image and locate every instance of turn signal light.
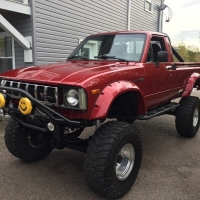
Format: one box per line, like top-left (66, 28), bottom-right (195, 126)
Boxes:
top-left (91, 89), bottom-right (100, 94)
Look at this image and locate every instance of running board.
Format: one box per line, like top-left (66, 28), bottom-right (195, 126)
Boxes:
top-left (136, 102), bottom-right (179, 120)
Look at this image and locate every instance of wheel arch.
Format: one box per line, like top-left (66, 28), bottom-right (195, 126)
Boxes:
top-left (182, 73), bottom-right (200, 97)
top-left (88, 81), bottom-right (146, 120)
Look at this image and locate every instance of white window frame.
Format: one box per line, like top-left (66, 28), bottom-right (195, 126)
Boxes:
top-left (0, 32), bottom-right (15, 69)
top-left (78, 38), bottom-right (84, 44)
top-left (145, 0), bottom-right (153, 14)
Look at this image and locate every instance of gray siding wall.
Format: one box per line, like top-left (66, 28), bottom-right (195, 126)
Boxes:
top-left (131, 0), bottom-right (161, 31)
top-left (5, 15), bottom-right (33, 68)
top-left (34, 0), bottom-right (161, 65)
top-left (1, 0), bottom-right (162, 68)
top-left (34, 0), bottom-right (128, 65)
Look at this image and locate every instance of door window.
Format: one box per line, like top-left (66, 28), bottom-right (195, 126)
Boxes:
top-left (146, 37), bottom-right (167, 62)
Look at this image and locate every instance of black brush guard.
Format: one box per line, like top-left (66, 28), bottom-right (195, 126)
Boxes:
top-left (0, 86), bottom-right (81, 132)
top-left (0, 86), bottom-right (89, 152)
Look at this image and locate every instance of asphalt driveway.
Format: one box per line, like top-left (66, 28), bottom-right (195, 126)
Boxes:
top-left (0, 91), bottom-right (200, 200)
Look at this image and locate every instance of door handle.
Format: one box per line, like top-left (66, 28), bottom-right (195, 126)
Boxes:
top-left (166, 65), bottom-right (172, 70)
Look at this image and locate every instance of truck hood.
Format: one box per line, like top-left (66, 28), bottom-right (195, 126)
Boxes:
top-left (0, 61), bottom-right (132, 86)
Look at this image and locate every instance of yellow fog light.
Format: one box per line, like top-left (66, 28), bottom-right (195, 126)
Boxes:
top-left (0, 93), bottom-right (6, 108)
top-left (19, 98), bottom-right (32, 115)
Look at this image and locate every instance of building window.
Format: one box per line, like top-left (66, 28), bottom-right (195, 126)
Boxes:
top-left (0, 34), bottom-right (15, 73)
top-left (145, 0), bottom-right (153, 13)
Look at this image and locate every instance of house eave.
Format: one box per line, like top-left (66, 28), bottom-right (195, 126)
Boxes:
top-left (0, 0), bottom-right (31, 15)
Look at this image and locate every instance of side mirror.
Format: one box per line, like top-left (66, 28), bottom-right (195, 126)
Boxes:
top-left (156, 51), bottom-right (168, 67)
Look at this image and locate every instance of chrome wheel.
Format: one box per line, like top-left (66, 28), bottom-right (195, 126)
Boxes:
top-left (193, 107), bottom-right (199, 127)
top-left (116, 143), bottom-right (135, 180)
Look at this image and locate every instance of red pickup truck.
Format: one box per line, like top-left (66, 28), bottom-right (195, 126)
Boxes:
top-left (0, 31), bottom-right (200, 199)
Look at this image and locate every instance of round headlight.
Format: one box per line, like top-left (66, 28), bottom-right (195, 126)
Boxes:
top-left (1, 80), bottom-right (6, 86)
top-left (0, 80), bottom-right (6, 93)
top-left (66, 89), bottom-right (79, 106)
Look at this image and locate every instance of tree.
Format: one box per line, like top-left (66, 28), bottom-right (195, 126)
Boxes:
top-left (174, 42), bottom-right (200, 62)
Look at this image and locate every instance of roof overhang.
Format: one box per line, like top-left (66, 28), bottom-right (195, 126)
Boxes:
top-left (0, 0), bottom-right (31, 15)
top-left (0, 14), bottom-right (31, 50)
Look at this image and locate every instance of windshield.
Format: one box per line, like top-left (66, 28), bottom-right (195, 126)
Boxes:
top-left (68, 34), bottom-right (146, 62)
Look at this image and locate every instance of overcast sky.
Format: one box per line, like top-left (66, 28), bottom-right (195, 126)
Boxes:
top-left (163, 0), bottom-right (200, 48)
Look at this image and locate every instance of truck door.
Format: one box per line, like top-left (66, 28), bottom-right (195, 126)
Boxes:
top-left (143, 36), bottom-right (176, 109)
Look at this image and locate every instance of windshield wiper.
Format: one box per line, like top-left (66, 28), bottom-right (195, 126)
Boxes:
top-left (94, 55), bottom-right (128, 62)
top-left (68, 55), bottom-right (88, 60)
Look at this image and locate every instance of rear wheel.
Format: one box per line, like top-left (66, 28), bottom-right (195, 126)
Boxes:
top-left (84, 121), bottom-right (142, 199)
top-left (176, 96), bottom-right (200, 137)
top-left (4, 118), bottom-right (52, 162)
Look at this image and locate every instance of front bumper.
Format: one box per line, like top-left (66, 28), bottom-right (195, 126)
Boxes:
top-left (0, 86), bottom-right (81, 132)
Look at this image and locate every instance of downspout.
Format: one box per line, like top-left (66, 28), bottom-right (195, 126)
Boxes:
top-left (127, 0), bottom-right (131, 30)
top-left (158, 0), bottom-right (165, 32)
top-left (30, 0), bottom-right (37, 65)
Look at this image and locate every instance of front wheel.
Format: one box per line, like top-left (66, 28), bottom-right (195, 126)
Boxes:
top-left (4, 118), bottom-right (52, 162)
top-left (84, 121), bottom-right (142, 199)
top-left (176, 96), bottom-right (200, 137)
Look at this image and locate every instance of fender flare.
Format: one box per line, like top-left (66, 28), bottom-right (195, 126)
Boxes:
top-left (182, 73), bottom-right (200, 97)
top-left (89, 81), bottom-right (146, 120)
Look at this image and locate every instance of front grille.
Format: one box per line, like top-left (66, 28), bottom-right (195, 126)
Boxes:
top-left (28, 84), bottom-right (35, 97)
top-left (37, 86), bottom-right (44, 101)
top-left (12, 82), bottom-right (19, 96)
top-left (5, 81), bottom-right (12, 95)
top-left (47, 87), bottom-right (56, 103)
top-left (2, 80), bottom-right (58, 106)
top-left (20, 83), bottom-right (26, 97)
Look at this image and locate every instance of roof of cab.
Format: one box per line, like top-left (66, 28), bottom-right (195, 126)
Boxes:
top-left (90, 30), bottom-right (167, 37)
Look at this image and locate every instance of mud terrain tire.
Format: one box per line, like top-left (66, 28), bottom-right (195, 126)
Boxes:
top-left (84, 121), bottom-right (142, 199)
top-left (4, 118), bottom-right (52, 162)
top-left (176, 96), bottom-right (200, 137)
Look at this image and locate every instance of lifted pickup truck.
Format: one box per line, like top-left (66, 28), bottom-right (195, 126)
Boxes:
top-left (0, 31), bottom-right (200, 199)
